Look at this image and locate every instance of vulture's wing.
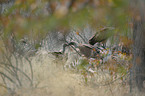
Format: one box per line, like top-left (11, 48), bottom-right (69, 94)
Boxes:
top-left (89, 27), bottom-right (114, 45)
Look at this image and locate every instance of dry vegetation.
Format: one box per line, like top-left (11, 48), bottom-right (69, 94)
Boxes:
top-left (0, 50), bottom-right (135, 96)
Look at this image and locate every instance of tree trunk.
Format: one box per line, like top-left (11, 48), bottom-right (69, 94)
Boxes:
top-left (131, 0), bottom-right (145, 91)
top-left (132, 20), bottom-right (145, 91)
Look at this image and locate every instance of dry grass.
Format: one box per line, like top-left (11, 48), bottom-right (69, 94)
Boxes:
top-left (0, 52), bottom-right (144, 96)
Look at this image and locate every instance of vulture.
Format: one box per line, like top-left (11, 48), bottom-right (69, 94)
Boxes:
top-left (50, 27), bottom-right (114, 58)
top-left (67, 42), bottom-right (101, 58)
top-left (89, 27), bottom-right (114, 45)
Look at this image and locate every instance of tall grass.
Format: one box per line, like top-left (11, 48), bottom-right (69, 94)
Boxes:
top-left (0, 50), bottom-right (131, 96)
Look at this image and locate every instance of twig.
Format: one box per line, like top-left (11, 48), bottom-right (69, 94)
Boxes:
top-left (0, 62), bottom-right (33, 86)
top-left (65, 40), bottom-right (82, 56)
top-left (0, 72), bottom-right (19, 87)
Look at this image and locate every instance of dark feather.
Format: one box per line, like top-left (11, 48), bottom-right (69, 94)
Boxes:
top-left (89, 27), bottom-right (114, 45)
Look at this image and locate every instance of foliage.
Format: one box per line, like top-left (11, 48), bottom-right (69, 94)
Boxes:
top-left (0, 0), bottom-right (130, 40)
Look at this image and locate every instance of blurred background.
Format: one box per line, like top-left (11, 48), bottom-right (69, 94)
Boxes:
top-left (0, 0), bottom-right (145, 96)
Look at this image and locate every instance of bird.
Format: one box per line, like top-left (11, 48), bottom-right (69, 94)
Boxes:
top-left (67, 41), bottom-right (101, 58)
top-left (89, 27), bottom-right (114, 45)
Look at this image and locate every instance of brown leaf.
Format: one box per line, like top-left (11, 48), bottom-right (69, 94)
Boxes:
top-left (76, 32), bottom-right (79, 35)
